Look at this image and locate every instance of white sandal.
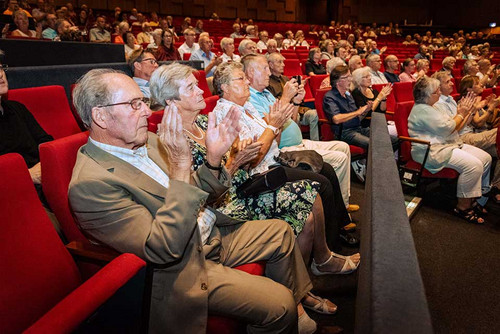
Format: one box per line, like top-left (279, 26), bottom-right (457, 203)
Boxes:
top-left (303, 292), bottom-right (337, 315)
top-left (310, 252), bottom-right (360, 276)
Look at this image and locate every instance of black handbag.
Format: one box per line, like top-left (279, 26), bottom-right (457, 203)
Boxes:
top-left (275, 150), bottom-right (324, 173)
top-left (236, 166), bottom-right (287, 198)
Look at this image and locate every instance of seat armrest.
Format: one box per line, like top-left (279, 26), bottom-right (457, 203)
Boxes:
top-left (66, 241), bottom-right (121, 264)
top-left (24, 254), bottom-right (146, 334)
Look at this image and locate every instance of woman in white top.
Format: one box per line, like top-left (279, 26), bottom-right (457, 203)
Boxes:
top-left (11, 10), bottom-right (41, 39)
top-left (123, 32), bottom-right (140, 60)
top-left (294, 30), bottom-right (310, 47)
top-left (220, 37), bottom-right (241, 63)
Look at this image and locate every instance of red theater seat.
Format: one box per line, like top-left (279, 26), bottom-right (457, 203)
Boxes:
top-left (0, 153), bottom-right (145, 334)
top-left (201, 95), bottom-right (220, 114)
top-left (7, 85), bottom-right (82, 139)
top-left (284, 59), bottom-right (303, 77)
top-left (309, 74), bottom-right (329, 96)
top-left (193, 70), bottom-right (213, 98)
top-left (393, 81), bottom-right (414, 103)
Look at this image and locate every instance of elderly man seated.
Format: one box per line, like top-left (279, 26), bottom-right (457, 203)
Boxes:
top-left (178, 28), bottom-right (199, 59)
top-left (136, 22), bottom-right (154, 46)
top-left (256, 30), bottom-right (269, 51)
top-left (238, 39), bottom-right (258, 57)
top-left (439, 56), bottom-right (456, 77)
top-left (383, 55), bottom-right (400, 83)
top-left (69, 68), bottom-right (317, 334)
top-left (128, 49), bottom-right (159, 98)
top-left (190, 35), bottom-right (223, 78)
top-left (267, 53), bottom-right (319, 141)
top-left (89, 16), bottom-right (111, 43)
top-left (244, 54), bottom-right (359, 215)
top-left (366, 54), bottom-right (388, 85)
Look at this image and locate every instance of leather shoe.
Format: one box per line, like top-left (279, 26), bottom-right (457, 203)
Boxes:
top-left (339, 229), bottom-right (360, 247)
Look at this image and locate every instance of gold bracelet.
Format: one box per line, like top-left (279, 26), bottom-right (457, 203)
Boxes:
top-left (456, 114), bottom-right (464, 120)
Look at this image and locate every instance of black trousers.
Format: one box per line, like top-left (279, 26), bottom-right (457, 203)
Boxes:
top-left (282, 163), bottom-right (351, 252)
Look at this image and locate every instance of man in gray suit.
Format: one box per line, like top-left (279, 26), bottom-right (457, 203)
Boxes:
top-left (68, 69), bottom-right (315, 333)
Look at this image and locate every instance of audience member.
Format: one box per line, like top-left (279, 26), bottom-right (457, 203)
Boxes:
top-left (399, 58), bottom-right (418, 82)
top-left (3, 0), bottom-right (31, 17)
top-left (320, 57), bottom-right (346, 89)
top-left (477, 59), bottom-right (499, 88)
top-left (155, 29), bottom-right (181, 61)
top-left (321, 40), bottom-right (335, 60)
top-left (123, 31), bottom-right (140, 59)
top-left (190, 35), bottom-right (222, 78)
top-left (408, 76), bottom-right (491, 223)
top-left (383, 55), bottom-right (400, 83)
top-left (264, 39), bottom-right (278, 58)
top-left (89, 16), bottom-right (111, 43)
top-left (245, 25), bottom-right (257, 39)
top-left (230, 23), bottom-right (243, 39)
top-left (440, 56), bottom-right (456, 76)
top-left (433, 71), bottom-right (500, 203)
top-left (366, 54), bottom-right (388, 84)
top-left (273, 33), bottom-right (284, 50)
top-left (414, 44), bottom-right (431, 60)
top-left (294, 30), bottom-right (309, 47)
top-left (220, 37), bottom-right (240, 63)
top-left (136, 22), bottom-right (154, 46)
top-left (238, 39), bottom-right (257, 57)
top-left (11, 9), bottom-right (41, 38)
top-left (128, 49), bottom-right (158, 98)
top-left (113, 21), bottom-right (129, 44)
top-left (42, 13), bottom-right (57, 40)
top-left (283, 30), bottom-right (295, 49)
top-left (305, 48), bottom-right (327, 76)
top-left (415, 58), bottom-right (430, 77)
top-left (178, 28), bottom-right (199, 59)
top-left (256, 30), bottom-right (269, 51)
top-left (348, 55), bottom-right (363, 72)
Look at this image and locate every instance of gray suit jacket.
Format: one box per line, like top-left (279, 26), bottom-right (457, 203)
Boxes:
top-left (69, 134), bottom-right (241, 333)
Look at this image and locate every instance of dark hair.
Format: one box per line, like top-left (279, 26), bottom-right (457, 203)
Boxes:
top-left (401, 58), bottom-right (413, 72)
top-left (458, 75), bottom-right (478, 97)
top-left (330, 64), bottom-right (349, 88)
top-left (161, 29), bottom-right (175, 51)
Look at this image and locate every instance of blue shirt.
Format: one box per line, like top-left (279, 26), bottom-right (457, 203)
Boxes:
top-left (190, 49), bottom-right (216, 77)
top-left (248, 86), bottom-right (303, 148)
top-left (323, 88), bottom-right (360, 136)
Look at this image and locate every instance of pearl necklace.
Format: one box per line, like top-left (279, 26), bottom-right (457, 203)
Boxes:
top-left (183, 123), bottom-right (204, 140)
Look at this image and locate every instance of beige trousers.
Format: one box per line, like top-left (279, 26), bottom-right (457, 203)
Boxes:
top-left (207, 219), bottom-right (312, 334)
top-left (461, 128), bottom-right (499, 187)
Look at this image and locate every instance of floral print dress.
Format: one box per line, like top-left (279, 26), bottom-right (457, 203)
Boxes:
top-left (189, 115), bottom-right (320, 235)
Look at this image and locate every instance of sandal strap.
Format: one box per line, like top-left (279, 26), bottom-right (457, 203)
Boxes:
top-left (313, 253), bottom-right (333, 268)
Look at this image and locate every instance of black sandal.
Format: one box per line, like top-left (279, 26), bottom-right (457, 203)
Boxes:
top-left (471, 201), bottom-right (488, 216)
top-left (453, 207), bottom-right (485, 224)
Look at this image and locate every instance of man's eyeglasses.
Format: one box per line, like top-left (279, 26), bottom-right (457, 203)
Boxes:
top-left (141, 58), bottom-right (158, 65)
top-left (98, 97), bottom-right (151, 110)
top-left (339, 75), bottom-right (352, 80)
top-left (0, 64), bottom-right (8, 72)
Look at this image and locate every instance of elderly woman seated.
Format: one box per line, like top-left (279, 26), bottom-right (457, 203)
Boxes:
top-left (408, 76), bottom-right (492, 224)
top-left (10, 10), bottom-right (41, 39)
top-left (320, 57), bottom-right (345, 89)
top-left (209, 60), bottom-right (360, 248)
top-left (149, 62), bottom-right (360, 327)
top-left (305, 48), bottom-right (327, 76)
top-left (351, 67), bottom-right (395, 133)
top-left (220, 37), bottom-right (241, 63)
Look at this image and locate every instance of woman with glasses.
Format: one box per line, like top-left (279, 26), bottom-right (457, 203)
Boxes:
top-left (155, 29), bottom-right (181, 61)
top-left (408, 76), bottom-right (491, 224)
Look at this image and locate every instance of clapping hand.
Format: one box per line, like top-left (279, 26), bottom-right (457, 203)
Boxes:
top-left (266, 100), bottom-right (294, 128)
top-left (379, 84), bottom-right (392, 99)
top-left (458, 91), bottom-right (475, 118)
top-left (229, 138), bottom-right (263, 171)
top-left (205, 106), bottom-right (241, 167)
top-left (157, 103), bottom-right (192, 181)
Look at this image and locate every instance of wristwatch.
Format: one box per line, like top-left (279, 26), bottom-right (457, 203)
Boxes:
top-left (267, 125), bottom-right (280, 135)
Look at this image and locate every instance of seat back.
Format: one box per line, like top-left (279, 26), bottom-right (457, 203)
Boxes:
top-left (372, 83), bottom-right (396, 113)
top-left (0, 154), bottom-right (81, 334)
top-left (393, 81), bottom-right (414, 103)
top-left (393, 101), bottom-right (415, 162)
top-left (314, 88), bottom-right (334, 141)
top-left (283, 59), bottom-right (303, 77)
top-left (148, 110), bottom-right (164, 133)
top-left (201, 95), bottom-right (220, 115)
top-left (309, 74), bottom-right (328, 96)
top-left (193, 70), bottom-right (213, 98)
top-left (7, 85), bottom-right (82, 139)
top-left (39, 132), bottom-right (90, 243)
top-left (183, 52), bottom-right (191, 60)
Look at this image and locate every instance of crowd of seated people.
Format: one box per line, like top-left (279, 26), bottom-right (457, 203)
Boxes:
top-left (1, 2), bottom-right (500, 332)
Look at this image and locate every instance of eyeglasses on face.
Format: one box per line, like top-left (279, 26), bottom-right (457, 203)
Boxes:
top-left (141, 58), bottom-right (158, 65)
top-left (339, 75), bottom-right (352, 80)
top-left (0, 64), bottom-right (8, 72)
top-left (98, 97), bottom-right (151, 110)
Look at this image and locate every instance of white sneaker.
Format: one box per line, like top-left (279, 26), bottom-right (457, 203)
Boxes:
top-left (298, 310), bottom-right (317, 334)
top-left (351, 160), bottom-right (366, 182)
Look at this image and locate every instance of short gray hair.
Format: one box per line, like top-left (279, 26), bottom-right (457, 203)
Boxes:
top-left (220, 37), bottom-right (234, 52)
top-left (149, 63), bottom-right (196, 107)
top-left (326, 57), bottom-right (346, 74)
top-left (463, 60), bottom-right (477, 75)
top-left (238, 39), bottom-right (256, 55)
top-left (267, 52), bottom-right (284, 63)
top-left (240, 53), bottom-right (265, 73)
top-left (366, 54), bottom-right (380, 67)
top-left (431, 70), bottom-right (451, 84)
top-left (413, 76), bottom-right (440, 104)
top-left (351, 67), bottom-right (370, 89)
top-left (73, 68), bottom-right (123, 128)
top-left (442, 56), bottom-right (455, 68)
top-left (266, 39), bottom-right (277, 47)
top-left (213, 61), bottom-right (243, 97)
